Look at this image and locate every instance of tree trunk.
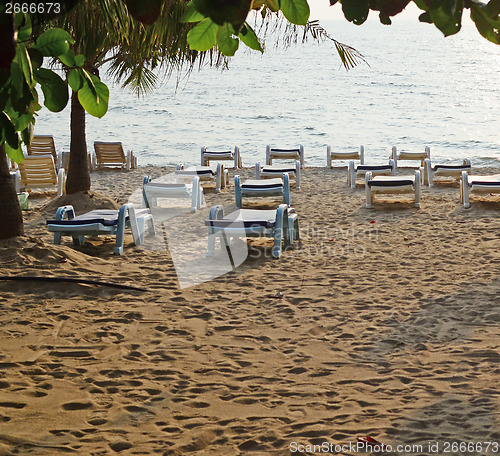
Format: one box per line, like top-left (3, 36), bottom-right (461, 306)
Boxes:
top-left (66, 90), bottom-right (91, 194)
top-left (0, 144), bottom-right (24, 240)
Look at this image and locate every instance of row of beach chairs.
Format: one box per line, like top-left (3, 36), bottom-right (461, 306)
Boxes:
top-left (18, 137), bottom-right (496, 258)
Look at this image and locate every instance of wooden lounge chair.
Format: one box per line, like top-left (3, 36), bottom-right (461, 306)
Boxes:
top-left (348, 160), bottom-right (395, 188)
top-left (205, 204), bottom-right (299, 259)
top-left (365, 170), bottom-right (421, 208)
top-left (18, 154), bottom-right (65, 196)
top-left (255, 160), bottom-right (301, 190)
top-left (423, 158), bottom-right (471, 187)
top-left (175, 163), bottom-right (227, 193)
top-left (27, 135), bottom-right (60, 166)
top-left (460, 172), bottom-right (500, 208)
top-left (142, 175), bottom-right (204, 213)
top-left (327, 145), bottom-right (365, 168)
top-left (391, 145), bottom-right (430, 168)
top-left (47, 203), bottom-right (155, 255)
top-left (235, 174), bottom-right (290, 209)
top-left (201, 146), bottom-right (242, 168)
top-left (93, 141), bottom-right (136, 170)
top-left (266, 144), bottom-right (304, 168)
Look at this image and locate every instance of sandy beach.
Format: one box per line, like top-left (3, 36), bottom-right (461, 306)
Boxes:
top-left (1, 165), bottom-right (499, 455)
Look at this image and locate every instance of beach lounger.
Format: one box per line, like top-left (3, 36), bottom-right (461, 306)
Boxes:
top-left (266, 144), bottom-right (304, 168)
top-left (205, 204), bottom-right (299, 259)
top-left (142, 175), bottom-right (204, 213)
top-left (201, 146), bottom-right (242, 168)
top-left (235, 174), bottom-right (290, 208)
top-left (255, 160), bottom-right (301, 190)
top-left (18, 154), bottom-right (65, 196)
top-left (348, 160), bottom-right (395, 188)
top-left (175, 163), bottom-right (228, 193)
top-left (365, 170), bottom-right (421, 208)
top-left (327, 145), bottom-right (365, 168)
top-left (93, 141), bottom-right (136, 170)
top-left (423, 158), bottom-right (471, 187)
top-left (391, 145), bottom-right (430, 168)
top-left (46, 203), bottom-right (155, 255)
top-left (460, 172), bottom-right (500, 208)
top-left (27, 135), bottom-right (61, 167)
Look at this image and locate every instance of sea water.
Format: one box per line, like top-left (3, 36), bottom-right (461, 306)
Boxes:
top-left (35, 15), bottom-right (500, 167)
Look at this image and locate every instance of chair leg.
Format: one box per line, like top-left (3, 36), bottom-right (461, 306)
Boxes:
top-left (114, 204), bottom-right (129, 255)
top-left (327, 145), bottom-right (331, 168)
top-left (365, 172), bottom-right (373, 208)
top-left (414, 170), bottom-right (421, 208)
top-left (235, 175), bottom-right (242, 208)
top-left (283, 173), bottom-right (290, 206)
top-left (272, 205), bottom-right (285, 259)
top-left (295, 160), bottom-right (301, 190)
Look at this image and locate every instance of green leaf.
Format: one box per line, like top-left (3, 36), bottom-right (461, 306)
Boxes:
top-left (486, 0), bottom-right (500, 16)
top-left (0, 112), bottom-right (20, 150)
top-left (471, 1), bottom-right (500, 43)
top-left (19, 47), bottom-right (33, 87)
top-left (80, 69), bottom-right (97, 97)
top-left (75, 54), bottom-right (86, 66)
top-left (426, 0), bottom-right (464, 36)
top-left (21, 124), bottom-right (33, 147)
top-left (5, 142), bottom-right (24, 164)
top-left (77, 73), bottom-right (109, 118)
top-left (280, 0), bottom-right (310, 25)
top-left (34, 68), bottom-right (69, 112)
top-left (58, 49), bottom-right (76, 67)
top-left (68, 68), bottom-right (83, 92)
top-left (34, 28), bottom-right (75, 57)
top-left (27, 48), bottom-right (44, 69)
top-left (180, 1), bottom-right (205, 22)
top-left (187, 17), bottom-right (218, 51)
top-left (17, 15), bottom-right (32, 42)
top-left (267, 0), bottom-right (279, 12)
top-left (238, 23), bottom-right (263, 51)
top-left (379, 12), bottom-right (392, 24)
top-left (10, 61), bottom-right (24, 96)
top-left (216, 23), bottom-right (239, 56)
top-left (341, 0), bottom-right (370, 25)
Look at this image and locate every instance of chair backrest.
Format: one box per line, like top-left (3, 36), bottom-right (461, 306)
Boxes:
top-left (94, 142), bottom-right (126, 168)
top-left (27, 135), bottom-right (57, 162)
top-left (18, 155), bottom-right (58, 190)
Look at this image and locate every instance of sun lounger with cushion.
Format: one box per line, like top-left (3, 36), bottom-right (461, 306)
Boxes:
top-left (235, 174), bottom-right (290, 208)
top-left (93, 141), bottom-right (136, 170)
top-left (460, 172), bottom-right (500, 208)
top-left (391, 145), bottom-right (430, 168)
top-left (175, 163), bottom-right (228, 193)
top-left (142, 175), bottom-right (204, 213)
top-left (205, 204), bottom-right (299, 259)
top-left (348, 160), bottom-right (395, 188)
top-left (423, 158), bottom-right (471, 187)
top-left (201, 146), bottom-right (241, 168)
top-left (327, 145), bottom-right (365, 168)
top-left (266, 145), bottom-right (304, 168)
top-left (18, 154), bottom-right (65, 196)
top-left (255, 161), bottom-right (301, 190)
top-left (365, 170), bottom-right (421, 208)
top-left (47, 203), bottom-right (155, 255)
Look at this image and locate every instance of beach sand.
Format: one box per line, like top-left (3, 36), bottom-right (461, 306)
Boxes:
top-left (1, 165), bottom-right (499, 455)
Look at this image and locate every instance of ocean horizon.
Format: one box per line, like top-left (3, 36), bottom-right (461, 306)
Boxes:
top-left (36, 16), bottom-right (500, 168)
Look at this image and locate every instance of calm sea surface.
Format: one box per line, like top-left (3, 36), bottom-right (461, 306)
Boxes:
top-left (37, 17), bottom-right (500, 167)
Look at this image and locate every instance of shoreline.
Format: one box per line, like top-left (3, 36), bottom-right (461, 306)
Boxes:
top-left (1, 165), bottom-right (499, 454)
